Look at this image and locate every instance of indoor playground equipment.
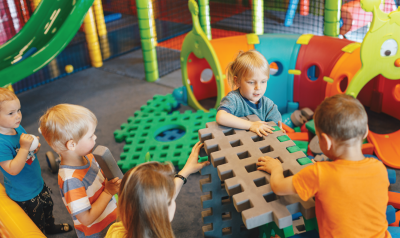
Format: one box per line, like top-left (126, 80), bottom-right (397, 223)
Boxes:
top-left (179, 0), bottom-right (400, 170)
top-left (0, 183), bottom-right (45, 238)
top-left (0, 0), bottom-right (109, 88)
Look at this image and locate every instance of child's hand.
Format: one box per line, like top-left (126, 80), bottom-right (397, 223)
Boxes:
top-left (20, 133), bottom-right (34, 151)
top-left (182, 142), bottom-right (210, 175)
top-left (250, 121), bottom-right (275, 137)
top-left (278, 121), bottom-right (286, 133)
top-left (104, 177), bottom-right (121, 196)
top-left (257, 156), bottom-right (283, 174)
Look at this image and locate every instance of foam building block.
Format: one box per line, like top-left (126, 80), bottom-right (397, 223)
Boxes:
top-left (291, 110), bottom-right (308, 127)
top-left (93, 145), bottom-right (124, 180)
top-left (389, 211), bottom-right (400, 227)
top-left (388, 169), bottom-right (397, 185)
top-left (387, 205), bottom-right (397, 225)
top-left (200, 163), bottom-right (255, 237)
top-left (388, 226), bottom-right (400, 237)
top-left (115, 109), bottom-right (216, 173)
top-left (309, 136), bottom-right (322, 155)
top-left (389, 192), bottom-right (400, 209)
top-left (305, 120), bottom-right (315, 135)
top-left (300, 108), bottom-right (313, 121)
top-left (198, 115), bottom-right (316, 230)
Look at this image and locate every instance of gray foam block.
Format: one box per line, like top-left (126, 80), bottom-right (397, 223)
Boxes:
top-left (300, 108), bottom-right (314, 121)
top-left (314, 154), bottom-right (330, 162)
top-left (310, 136), bottom-right (322, 155)
top-left (198, 115), bottom-right (315, 230)
top-left (199, 163), bottom-right (255, 237)
top-left (291, 110), bottom-right (308, 127)
top-left (93, 145), bottom-right (124, 180)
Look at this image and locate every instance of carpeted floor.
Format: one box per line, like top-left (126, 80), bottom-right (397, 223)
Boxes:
top-left (1, 48), bottom-right (399, 238)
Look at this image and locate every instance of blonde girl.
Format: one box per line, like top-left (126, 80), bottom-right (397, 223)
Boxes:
top-left (105, 142), bottom-right (209, 238)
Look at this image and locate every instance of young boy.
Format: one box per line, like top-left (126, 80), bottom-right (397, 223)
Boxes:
top-left (39, 104), bottom-right (121, 237)
top-left (257, 94), bottom-right (390, 238)
top-left (0, 88), bottom-right (72, 234)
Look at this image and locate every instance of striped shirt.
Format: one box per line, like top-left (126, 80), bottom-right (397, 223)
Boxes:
top-left (58, 154), bottom-right (117, 237)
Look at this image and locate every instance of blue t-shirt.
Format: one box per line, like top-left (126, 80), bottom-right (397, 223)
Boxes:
top-left (0, 125), bottom-right (43, 202)
top-left (218, 89), bottom-right (282, 124)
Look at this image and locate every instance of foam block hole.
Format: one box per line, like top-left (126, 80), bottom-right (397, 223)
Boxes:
top-left (223, 128), bottom-right (235, 136)
top-left (254, 177), bottom-right (268, 187)
top-left (252, 135), bottom-right (265, 142)
top-left (264, 192), bottom-right (278, 203)
top-left (237, 151), bottom-right (251, 160)
top-left (236, 199), bottom-right (251, 212)
top-left (245, 163), bottom-right (257, 173)
top-left (283, 170), bottom-right (294, 178)
top-left (222, 212), bottom-right (232, 221)
top-left (230, 139), bottom-right (243, 148)
top-left (260, 145), bottom-right (273, 154)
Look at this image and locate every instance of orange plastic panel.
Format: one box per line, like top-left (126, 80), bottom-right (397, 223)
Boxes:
top-left (382, 80), bottom-right (400, 121)
top-left (361, 143), bottom-right (374, 155)
top-left (368, 130), bottom-right (400, 169)
top-left (325, 46), bottom-right (361, 97)
top-left (0, 184), bottom-right (45, 237)
top-left (209, 35), bottom-right (254, 96)
top-left (389, 191), bottom-right (400, 209)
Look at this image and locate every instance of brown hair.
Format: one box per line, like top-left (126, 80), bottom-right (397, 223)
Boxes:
top-left (39, 104), bottom-right (97, 152)
top-left (314, 94), bottom-right (368, 142)
top-left (118, 162), bottom-right (176, 238)
top-left (0, 88), bottom-right (18, 111)
top-left (226, 50), bottom-right (270, 90)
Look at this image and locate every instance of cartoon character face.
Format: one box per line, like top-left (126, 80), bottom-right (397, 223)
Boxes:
top-left (360, 9), bottom-right (400, 80)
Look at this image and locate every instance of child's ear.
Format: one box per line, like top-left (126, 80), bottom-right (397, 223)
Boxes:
top-left (66, 140), bottom-right (76, 151)
top-left (320, 133), bottom-right (332, 151)
top-left (233, 76), bottom-right (240, 88)
top-left (363, 125), bottom-right (369, 139)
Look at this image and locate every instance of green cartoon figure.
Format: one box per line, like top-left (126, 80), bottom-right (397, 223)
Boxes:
top-left (346, 0), bottom-right (400, 98)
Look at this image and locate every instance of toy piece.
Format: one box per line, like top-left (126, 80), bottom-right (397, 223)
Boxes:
top-left (139, 94), bottom-right (179, 115)
top-left (387, 169), bottom-right (396, 185)
top-left (389, 211), bottom-right (400, 227)
top-left (361, 143), bottom-right (374, 155)
top-left (287, 132), bottom-right (309, 141)
top-left (291, 110), bottom-right (308, 127)
top-left (28, 135), bottom-right (39, 151)
top-left (368, 130), bottom-right (400, 169)
top-left (387, 205), bottom-right (397, 225)
top-left (388, 191), bottom-right (400, 209)
top-left (309, 136), bottom-right (322, 155)
top-left (199, 163), bottom-right (254, 237)
top-left (305, 120), bottom-right (316, 135)
top-left (300, 108), bottom-right (313, 121)
top-left (198, 115), bottom-right (316, 230)
top-left (93, 146), bottom-right (123, 180)
top-left (387, 226), bottom-right (400, 236)
top-left (115, 109), bottom-right (216, 173)
top-left (282, 123), bottom-right (295, 133)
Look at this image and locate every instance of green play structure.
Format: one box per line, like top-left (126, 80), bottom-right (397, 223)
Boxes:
top-left (0, 0), bottom-right (95, 87)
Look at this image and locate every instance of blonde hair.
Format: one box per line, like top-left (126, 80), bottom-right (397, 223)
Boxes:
top-left (0, 88), bottom-right (18, 111)
top-left (118, 162), bottom-right (176, 238)
top-left (226, 50), bottom-right (270, 90)
top-left (39, 104), bottom-right (97, 152)
top-left (314, 94), bottom-right (368, 142)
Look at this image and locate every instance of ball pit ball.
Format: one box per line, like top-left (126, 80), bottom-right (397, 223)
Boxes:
top-left (29, 135), bottom-right (39, 151)
top-left (65, 65), bottom-right (74, 73)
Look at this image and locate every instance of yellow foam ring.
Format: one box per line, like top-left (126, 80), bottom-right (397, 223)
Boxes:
top-left (341, 42), bottom-right (361, 53)
top-left (84, 7), bottom-right (103, 68)
top-left (288, 69), bottom-right (301, 75)
top-left (323, 76), bottom-right (334, 83)
top-left (296, 34), bottom-right (314, 45)
top-left (99, 35), bottom-right (111, 59)
top-left (246, 33), bottom-right (260, 45)
top-left (92, 0), bottom-right (107, 37)
top-left (31, 0), bottom-right (41, 10)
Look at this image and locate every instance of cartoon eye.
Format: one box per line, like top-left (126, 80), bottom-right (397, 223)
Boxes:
top-left (380, 39), bottom-right (398, 57)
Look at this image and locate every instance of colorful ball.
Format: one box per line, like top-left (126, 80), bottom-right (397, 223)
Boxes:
top-left (65, 65), bottom-right (74, 73)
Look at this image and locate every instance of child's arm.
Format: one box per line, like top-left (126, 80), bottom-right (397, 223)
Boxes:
top-left (174, 142), bottom-right (210, 200)
top-left (0, 133), bottom-right (33, 175)
top-left (216, 110), bottom-right (275, 137)
top-left (75, 177), bottom-right (121, 226)
top-left (257, 156), bottom-right (297, 195)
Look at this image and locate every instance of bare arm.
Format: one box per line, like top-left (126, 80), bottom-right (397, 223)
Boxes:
top-left (75, 177), bottom-right (121, 226)
top-left (257, 156), bottom-right (297, 195)
top-left (216, 110), bottom-right (276, 137)
top-left (0, 133), bottom-right (33, 175)
top-left (173, 142), bottom-right (209, 200)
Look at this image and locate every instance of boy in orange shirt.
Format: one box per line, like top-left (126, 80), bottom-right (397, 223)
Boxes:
top-left (257, 94), bottom-right (390, 238)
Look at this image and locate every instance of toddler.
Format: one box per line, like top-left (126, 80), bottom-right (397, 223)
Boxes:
top-left (216, 50), bottom-right (283, 137)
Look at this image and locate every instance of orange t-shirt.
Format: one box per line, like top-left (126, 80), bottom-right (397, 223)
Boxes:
top-left (292, 158), bottom-right (391, 238)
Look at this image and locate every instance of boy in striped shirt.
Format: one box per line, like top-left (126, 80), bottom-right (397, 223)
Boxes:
top-left (39, 104), bottom-right (121, 238)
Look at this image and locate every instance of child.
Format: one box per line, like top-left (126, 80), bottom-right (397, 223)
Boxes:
top-left (105, 141), bottom-right (210, 238)
top-left (216, 50), bottom-right (283, 137)
top-left (257, 94), bottom-right (390, 237)
top-left (39, 104), bottom-right (121, 237)
top-left (0, 88), bottom-right (72, 234)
